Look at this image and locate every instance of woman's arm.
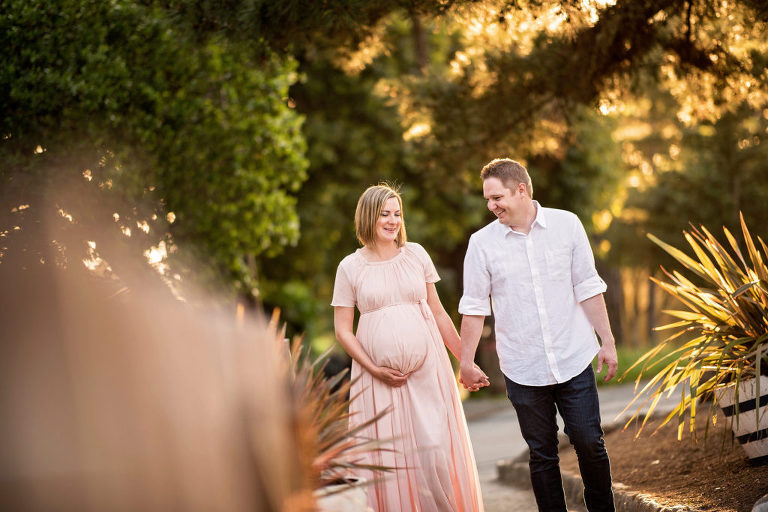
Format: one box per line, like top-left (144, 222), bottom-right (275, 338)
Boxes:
top-left (426, 283), bottom-right (461, 358)
top-left (333, 306), bottom-right (408, 387)
top-left (427, 283), bottom-right (490, 388)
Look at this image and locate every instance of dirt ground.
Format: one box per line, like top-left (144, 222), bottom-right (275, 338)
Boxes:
top-left (559, 406), bottom-right (768, 512)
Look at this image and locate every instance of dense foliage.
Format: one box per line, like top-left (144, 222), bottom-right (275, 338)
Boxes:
top-left (265, 0), bottom-right (768, 337)
top-left (1, 0), bottom-right (309, 295)
top-left (3, 0), bottom-right (767, 340)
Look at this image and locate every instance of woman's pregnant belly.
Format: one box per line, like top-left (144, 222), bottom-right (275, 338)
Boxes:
top-left (360, 305), bottom-right (431, 375)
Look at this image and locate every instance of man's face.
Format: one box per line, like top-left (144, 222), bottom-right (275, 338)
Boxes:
top-left (483, 177), bottom-right (524, 226)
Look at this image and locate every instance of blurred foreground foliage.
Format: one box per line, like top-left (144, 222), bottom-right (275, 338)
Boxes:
top-left (0, 212), bottom-right (392, 509)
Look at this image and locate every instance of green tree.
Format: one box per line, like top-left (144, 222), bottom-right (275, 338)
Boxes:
top-left (1, 0), bottom-right (307, 296)
top-left (257, 11), bottom-right (486, 338)
top-left (608, 101), bottom-right (768, 267)
top-left (361, 0), bottom-right (761, 192)
top-left (6, 0), bottom-right (766, 336)
top-left (1, 0), bottom-right (482, 300)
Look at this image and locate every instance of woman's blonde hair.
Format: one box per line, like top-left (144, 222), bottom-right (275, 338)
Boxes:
top-left (354, 184), bottom-right (407, 247)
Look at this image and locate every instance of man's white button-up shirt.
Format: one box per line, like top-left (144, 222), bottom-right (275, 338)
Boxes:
top-left (458, 202), bottom-right (607, 386)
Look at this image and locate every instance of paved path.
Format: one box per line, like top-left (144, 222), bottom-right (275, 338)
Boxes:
top-left (463, 381), bottom-right (671, 512)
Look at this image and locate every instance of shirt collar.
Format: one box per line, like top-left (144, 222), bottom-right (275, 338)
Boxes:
top-left (531, 200), bottom-right (546, 228)
top-left (496, 200), bottom-right (546, 235)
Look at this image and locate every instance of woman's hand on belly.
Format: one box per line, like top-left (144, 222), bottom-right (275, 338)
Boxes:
top-left (373, 366), bottom-right (409, 387)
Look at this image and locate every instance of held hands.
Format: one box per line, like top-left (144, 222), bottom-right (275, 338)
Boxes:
top-left (596, 341), bottom-right (618, 382)
top-left (375, 366), bottom-right (409, 387)
top-left (459, 363), bottom-right (490, 392)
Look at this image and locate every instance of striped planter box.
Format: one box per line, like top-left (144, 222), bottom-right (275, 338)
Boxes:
top-left (717, 375), bottom-right (768, 466)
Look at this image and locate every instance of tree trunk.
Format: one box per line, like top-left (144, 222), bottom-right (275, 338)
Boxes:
top-left (410, 11), bottom-right (428, 74)
top-left (647, 268), bottom-right (656, 345)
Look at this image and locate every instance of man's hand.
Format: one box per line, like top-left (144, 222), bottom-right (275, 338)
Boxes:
top-left (596, 342), bottom-right (618, 382)
top-left (459, 363), bottom-right (490, 392)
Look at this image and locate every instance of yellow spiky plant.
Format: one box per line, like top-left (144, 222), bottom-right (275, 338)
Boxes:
top-left (622, 213), bottom-right (768, 442)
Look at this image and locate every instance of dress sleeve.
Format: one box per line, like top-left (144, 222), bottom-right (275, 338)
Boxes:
top-left (331, 261), bottom-right (356, 307)
top-left (414, 243), bottom-right (440, 283)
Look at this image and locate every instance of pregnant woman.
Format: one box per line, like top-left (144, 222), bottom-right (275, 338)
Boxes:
top-left (332, 184), bottom-right (486, 511)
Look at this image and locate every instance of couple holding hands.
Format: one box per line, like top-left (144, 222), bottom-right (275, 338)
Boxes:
top-left (332, 158), bottom-right (618, 512)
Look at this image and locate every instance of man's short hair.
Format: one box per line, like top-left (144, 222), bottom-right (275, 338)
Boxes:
top-left (480, 158), bottom-right (533, 198)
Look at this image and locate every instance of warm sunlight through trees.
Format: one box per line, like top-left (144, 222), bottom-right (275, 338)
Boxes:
top-left (2, 0), bottom-right (767, 344)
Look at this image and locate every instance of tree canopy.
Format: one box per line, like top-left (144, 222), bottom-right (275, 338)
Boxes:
top-left (2, 0), bottom-right (309, 295)
top-left (2, 0), bottom-right (767, 338)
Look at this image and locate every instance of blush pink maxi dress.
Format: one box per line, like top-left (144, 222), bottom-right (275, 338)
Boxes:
top-left (332, 242), bottom-right (484, 512)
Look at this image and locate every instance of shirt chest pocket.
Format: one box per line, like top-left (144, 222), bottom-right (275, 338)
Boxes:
top-left (545, 248), bottom-right (571, 281)
top-left (487, 245), bottom-right (529, 283)
top-left (487, 254), bottom-right (512, 282)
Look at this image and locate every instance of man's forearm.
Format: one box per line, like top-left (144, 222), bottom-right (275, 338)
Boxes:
top-left (581, 293), bottom-right (619, 381)
top-left (459, 315), bottom-right (485, 368)
top-left (580, 293), bottom-right (614, 345)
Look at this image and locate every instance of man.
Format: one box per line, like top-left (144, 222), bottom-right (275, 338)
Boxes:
top-left (458, 158), bottom-right (618, 512)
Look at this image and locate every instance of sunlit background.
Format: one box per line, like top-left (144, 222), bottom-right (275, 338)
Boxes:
top-left (3, 0), bottom-right (768, 367)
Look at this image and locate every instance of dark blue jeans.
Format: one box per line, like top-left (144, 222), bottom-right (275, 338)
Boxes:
top-left (504, 365), bottom-right (614, 512)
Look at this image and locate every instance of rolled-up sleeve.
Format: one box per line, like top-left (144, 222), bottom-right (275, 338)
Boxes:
top-left (458, 235), bottom-right (492, 316)
top-left (570, 216), bottom-right (607, 302)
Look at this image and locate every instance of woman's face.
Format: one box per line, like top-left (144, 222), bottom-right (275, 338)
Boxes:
top-left (374, 197), bottom-right (402, 245)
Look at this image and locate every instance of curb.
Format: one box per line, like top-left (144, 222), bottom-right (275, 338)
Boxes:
top-left (496, 422), bottom-right (704, 512)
